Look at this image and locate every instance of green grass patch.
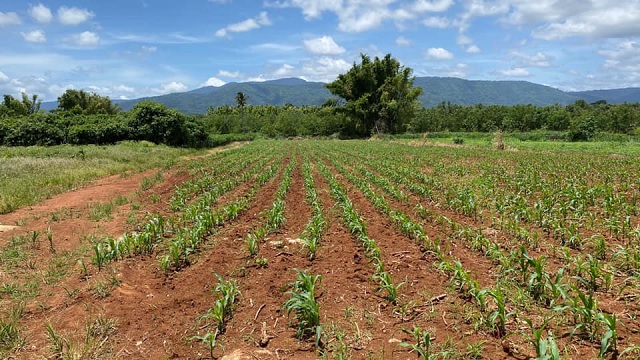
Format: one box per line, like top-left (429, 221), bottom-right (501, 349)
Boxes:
top-left (88, 202), bottom-right (115, 222)
top-left (140, 170), bottom-right (164, 190)
top-left (0, 142), bottom-right (205, 214)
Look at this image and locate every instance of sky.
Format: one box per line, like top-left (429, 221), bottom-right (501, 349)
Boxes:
top-left (1, 0), bottom-right (639, 101)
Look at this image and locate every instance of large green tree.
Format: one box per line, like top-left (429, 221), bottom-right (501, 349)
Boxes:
top-left (57, 89), bottom-right (120, 115)
top-left (326, 53), bottom-right (423, 135)
top-left (0, 93), bottom-right (41, 117)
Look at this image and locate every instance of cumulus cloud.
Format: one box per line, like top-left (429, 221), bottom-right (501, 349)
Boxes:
top-left (412, 0), bottom-right (454, 12)
top-left (498, 67), bottom-right (530, 77)
top-left (395, 36), bottom-right (412, 47)
top-left (29, 3), bottom-right (53, 23)
top-left (423, 16), bottom-right (449, 28)
top-left (218, 70), bottom-right (242, 78)
top-left (22, 30), bottom-right (47, 43)
top-left (466, 44), bottom-right (481, 53)
top-left (270, 0), bottom-right (453, 33)
top-left (420, 63), bottom-right (468, 78)
top-left (201, 77), bottom-right (226, 87)
top-left (245, 56), bottom-right (351, 83)
top-left (216, 12), bottom-right (271, 38)
top-left (0, 12), bottom-right (21, 26)
top-left (58, 6), bottom-right (95, 25)
top-left (303, 36), bottom-right (345, 55)
top-left (511, 51), bottom-right (552, 67)
top-left (425, 47), bottom-right (454, 60)
top-left (599, 40), bottom-right (640, 81)
top-left (153, 81), bottom-right (188, 94)
top-left (68, 31), bottom-right (100, 47)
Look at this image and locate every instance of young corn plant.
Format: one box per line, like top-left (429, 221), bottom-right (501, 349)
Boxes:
top-left (246, 232), bottom-right (260, 258)
top-left (556, 287), bottom-right (599, 340)
top-left (598, 312), bottom-right (619, 358)
top-left (373, 271), bottom-right (402, 305)
top-left (398, 325), bottom-right (434, 359)
top-left (199, 274), bottom-right (240, 334)
top-left (486, 286), bottom-right (512, 338)
top-left (283, 269), bottom-right (322, 347)
top-left (523, 317), bottom-right (561, 360)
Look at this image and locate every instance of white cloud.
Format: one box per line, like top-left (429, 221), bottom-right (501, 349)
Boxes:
top-left (216, 11), bottom-right (272, 38)
top-left (153, 81), bottom-right (188, 94)
top-left (298, 56), bottom-right (352, 82)
top-left (58, 6), bottom-right (95, 25)
top-left (425, 47), bottom-right (454, 60)
top-left (598, 40), bottom-right (640, 82)
top-left (201, 77), bottom-right (226, 87)
top-left (271, 0), bottom-right (453, 33)
top-left (245, 56), bottom-right (351, 83)
top-left (466, 44), bottom-right (481, 53)
top-left (267, 0), bottom-right (343, 20)
top-left (112, 33), bottom-right (208, 45)
top-left (511, 51), bottom-right (552, 67)
top-left (498, 67), bottom-right (530, 77)
top-left (0, 12), bottom-right (21, 26)
top-left (456, 34), bottom-right (473, 46)
top-left (22, 30), bottom-right (47, 43)
top-left (303, 36), bottom-right (345, 55)
top-left (412, 0), bottom-right (454, 12)
top-left (68, 31), bottom-right (100, 47)
top-left (249, 43), bottom-right (299, 52)
top-left (395, 36), bottom-right (412, 47)
top-left (113, 85), bottom-right (135, 93)
top-left (423, 16), bottom-right (449, 28)
top-left (140, 46), bottom-right (157, 55)
top-left (29, 4), bottom-right (53, 23)
top-left (420, 63), bottom-right (468, 78)
top-left (273, 64), bottom-right (295, 77)
top-left (218, 70), bottom-right (242, 78)
top-left (0, 71), bottom-right (9, 83)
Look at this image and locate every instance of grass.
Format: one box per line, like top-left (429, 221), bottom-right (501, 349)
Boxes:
top-left (88, 202), bottom-right (115, 222)
top-left (396, 131), bottom-right (640, 155)
top-left (0, 142), bottom-right (205, 214)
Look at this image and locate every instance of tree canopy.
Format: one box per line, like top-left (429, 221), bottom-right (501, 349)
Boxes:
top-left (326, 53), bottom-right (423, 136)
top-left (57, 89), bottom-right (120, 115)
top-left (0, 93), bottom-right (41, 117)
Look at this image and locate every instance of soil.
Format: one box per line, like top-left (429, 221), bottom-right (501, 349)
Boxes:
top-left (0, 142), bottom-right (628, 359)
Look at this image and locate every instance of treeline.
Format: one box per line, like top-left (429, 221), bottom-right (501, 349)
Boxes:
top-left (204, 100), bottom-right (640, 141)
top-left (0, 91), bottom-right (236, 147)
top-left (2, 89), bottom-right (640, 147)
top-left (411, 100), bottom-right (640, 140)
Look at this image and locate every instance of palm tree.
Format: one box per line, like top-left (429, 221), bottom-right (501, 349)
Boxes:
top-left (235, 92), bottom-right (247, 108)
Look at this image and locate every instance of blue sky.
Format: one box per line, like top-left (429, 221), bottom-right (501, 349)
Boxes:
top-left (1, 0), bottom-right (639, 101)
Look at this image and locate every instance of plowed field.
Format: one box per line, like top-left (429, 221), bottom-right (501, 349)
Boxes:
top-left (1, 140), bottom-right (640, 359)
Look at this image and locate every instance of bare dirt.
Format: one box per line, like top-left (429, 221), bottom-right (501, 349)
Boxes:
top-left (1, 142), bottom-right (627, 360)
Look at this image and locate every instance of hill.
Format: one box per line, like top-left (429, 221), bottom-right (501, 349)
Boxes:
top-left (569, 88), bottom-right (640, 104)
top-left (40, 77), bottom-right (640, 114)
top-left (415, 77), bottom-right (581, 107)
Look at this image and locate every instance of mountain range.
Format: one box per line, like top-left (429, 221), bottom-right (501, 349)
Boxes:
top-left (42, 77), bottom-right (640, 114)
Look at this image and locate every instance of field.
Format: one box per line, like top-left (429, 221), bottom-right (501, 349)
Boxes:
top-left (1, 139), bottom-right (640, 359)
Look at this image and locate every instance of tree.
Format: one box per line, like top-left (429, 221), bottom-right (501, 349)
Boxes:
top-left (0, 92), bottom-right (41, 117)
top-left (235, 92), bottom-right (247, 108)
top-left (326, 53), bottom-right (423, 136)
top-left (57, 89), bottom-right (120, 115)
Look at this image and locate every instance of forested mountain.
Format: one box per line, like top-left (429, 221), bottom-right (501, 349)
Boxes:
top-left (414, 77), bottom-right (581, 107)
top-left (40, 77), bottom-right (640, 113)
top-left (569, 88), bottom-right (640, 104)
